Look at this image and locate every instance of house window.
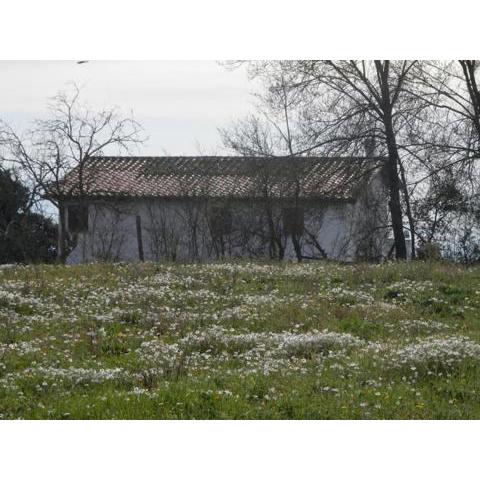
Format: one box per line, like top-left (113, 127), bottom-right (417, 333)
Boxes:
top-left (68, 204), bottom-right (89, 233)
top-left (282, 206), bottom-right (304, 236)
top-left (208, 205), bottom-right (233, 236)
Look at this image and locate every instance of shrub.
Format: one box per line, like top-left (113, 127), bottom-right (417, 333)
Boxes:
top-left (417, 243), bottom-right (442, 261)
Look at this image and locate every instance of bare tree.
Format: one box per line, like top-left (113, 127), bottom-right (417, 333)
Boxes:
top-left (399, 61), bottom-right (480, 259)
top-left (223, 61), bottom-right (416, 259)
top-left (88, 203), bottom-right (130, 262)
top-left (306, 61), bottom-right (418, 258)
top-left (145, 201), bottom-right (181, 261)
top-left (412, 61), bottom-right (480, 153)
top-left (0, 84), bottom-right (145, 262)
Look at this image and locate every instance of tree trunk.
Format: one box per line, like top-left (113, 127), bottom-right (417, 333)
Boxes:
top-left (384, 117), bottom-right (407, 260)
top-left (398, 158), bottom-right (416, 259)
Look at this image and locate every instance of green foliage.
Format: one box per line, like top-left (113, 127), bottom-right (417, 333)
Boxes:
top-left (0, 169), bottom-right (57, 264)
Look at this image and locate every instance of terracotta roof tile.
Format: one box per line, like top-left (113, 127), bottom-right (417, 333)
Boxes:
top-left (57, 156), bottom-right (384, 201)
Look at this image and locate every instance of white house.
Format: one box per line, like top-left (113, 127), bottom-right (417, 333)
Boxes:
top-left (56, 155), bottom-right (390, 264)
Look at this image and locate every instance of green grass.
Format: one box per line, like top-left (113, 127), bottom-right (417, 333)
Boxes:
top-left (1, 260), bottom-right (479, 419)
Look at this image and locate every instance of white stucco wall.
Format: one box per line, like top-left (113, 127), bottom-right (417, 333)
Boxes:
top-left (65, 170), bottom-right (388, 264)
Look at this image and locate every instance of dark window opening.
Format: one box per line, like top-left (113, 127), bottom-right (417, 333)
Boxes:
top-left (67, 204), bottom-right (88, 233)
top-left (208, 205), bottom-right (233, 236)
top-left (282, 206), bottom-right (304, 236)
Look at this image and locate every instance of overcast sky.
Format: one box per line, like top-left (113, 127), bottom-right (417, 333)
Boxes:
top-left (0, 61), bottom-right (257, 155)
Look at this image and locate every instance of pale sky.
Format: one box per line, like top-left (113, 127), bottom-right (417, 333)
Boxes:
top-left (0, 61), bottom-right (257, 155)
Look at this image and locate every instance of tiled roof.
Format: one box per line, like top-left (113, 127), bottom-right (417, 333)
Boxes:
top-left (56, 156), bottom-right (384, 201)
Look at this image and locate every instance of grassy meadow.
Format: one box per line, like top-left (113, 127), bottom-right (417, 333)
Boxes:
top-left (0, 260), bottom-right (479, 419)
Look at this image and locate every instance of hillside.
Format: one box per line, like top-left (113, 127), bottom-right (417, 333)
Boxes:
top-left (1, 261), bottom-right (479, 419)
